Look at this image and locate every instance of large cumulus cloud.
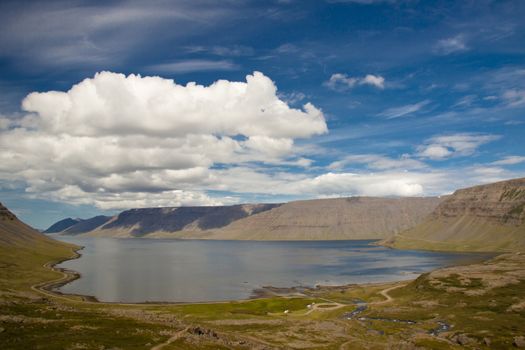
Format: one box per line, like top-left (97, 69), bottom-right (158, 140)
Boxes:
top-left (21, 71), bottom-right (326, 138)
top-left (0, 71), bottom-right (329, 208)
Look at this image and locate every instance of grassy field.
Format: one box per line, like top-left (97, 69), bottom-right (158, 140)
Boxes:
top-left (1, 241), bottom-right (525, 349)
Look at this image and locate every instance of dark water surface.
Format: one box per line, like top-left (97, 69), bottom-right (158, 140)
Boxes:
top-left (54, 237), bottom-right (492, 303)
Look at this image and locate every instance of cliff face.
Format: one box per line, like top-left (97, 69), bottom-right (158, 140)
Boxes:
top-left (430, 178), bottom-right (525, 225)
top-left (386, 178), bottom-right (525, 252)
top-left (56, 197), bottom-right (442, 240)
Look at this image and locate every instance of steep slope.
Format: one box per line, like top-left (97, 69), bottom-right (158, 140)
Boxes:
top-left (190, 197), bottom-right (443, 240)
top-left (82, 197), bottom-right (442, 240)
top-left (88, 203), bottom-right (279, 237)
top-left (0, 201), bottom-right (75, 263)
top-left (0, 202), bottom-right (59, 247)
top-left (386, 178), bottom-right (525, 252)
top-left (44, 218), bottom-right (81, 233)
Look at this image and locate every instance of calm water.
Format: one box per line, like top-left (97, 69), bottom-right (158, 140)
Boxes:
top-left (54, 237), bottom-right (492, 303)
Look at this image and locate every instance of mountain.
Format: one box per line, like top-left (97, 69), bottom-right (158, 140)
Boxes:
top-left (68, 197), bottom-right (442, 240)
top-left (88, 204), bottom-right (279, 237)
top-left (62, 215), bottom-right (112, 235)
top-left (384, 178), bottom-right (525, 252)
top-left (44, 218), bottom-right (81, 233)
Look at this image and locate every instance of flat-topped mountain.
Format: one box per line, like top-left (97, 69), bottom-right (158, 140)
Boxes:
top-left (186, 197), bottom-right (444, 240)
top-left (385, 178), bottom-right (525, 252)
top-left (52, 197), bottom-right (442, 240)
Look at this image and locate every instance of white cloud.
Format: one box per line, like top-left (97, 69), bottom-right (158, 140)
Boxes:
top-left (21, 71), bottom-right (326, 139)
top-left (297, 172), bottom-right (425, 197)
top-left (0, 71), bottom-right (328, 209)
top-left (361, 74), bottom-right (385, 89)
top-left (378, 100), bottom-right (430, 119)
top-left (417, 145), bottom-right (452, 160)
top-left (417, 133), bottom-right (500, 160)
top-left (325, 73), bottom-right (385, 91)
top-left (492, 156), bottom-right (525, 166)
top-left (434, 34), bottom-right (468, 55)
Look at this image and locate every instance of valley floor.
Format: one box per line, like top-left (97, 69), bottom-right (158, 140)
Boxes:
top-left (1, 243), bottom-right (525, 349)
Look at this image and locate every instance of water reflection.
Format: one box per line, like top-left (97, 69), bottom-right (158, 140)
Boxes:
top-left (54, 237), bottom-right (492, 303)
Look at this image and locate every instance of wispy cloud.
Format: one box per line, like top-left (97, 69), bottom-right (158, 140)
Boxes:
top-left (326, 0), bottom-right (399, 4)
top-left (328, 154), bottom-right (426, 171)
top-left (146, 59), bottom-right (239, 73)
top-left (378, 100), bottom-right (430, 119)
top-left (417, 133), bottom-right (500, 160)
top-left (0, 2), bottom-right (235, 68)
top-left (492, 156), bottom-right (525, 166)
top-left (434, 34), bottom-right (468, 55)
top-left (184, 45), bottom-right (254, 57)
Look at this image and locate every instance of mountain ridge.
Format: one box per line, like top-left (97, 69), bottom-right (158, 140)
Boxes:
top-left (52, 196), bottom-right (443, 240)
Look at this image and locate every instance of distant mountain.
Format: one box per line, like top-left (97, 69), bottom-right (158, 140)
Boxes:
top-left (92, 204), bottom-right (279, 237)
top-left (62, 215), bottom-right (112, 235)
top-left (44, 218), bottom-right (81, 233)
top-left (64, 197), bottom-right (442, 240)
top-left (385, 178), bottom-right (525, 252)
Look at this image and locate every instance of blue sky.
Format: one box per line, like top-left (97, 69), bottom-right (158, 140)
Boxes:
top-left (0, 0), bottom-right (524, 229)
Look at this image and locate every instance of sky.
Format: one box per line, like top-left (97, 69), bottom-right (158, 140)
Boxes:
top-left (0, 0), bottom-right (524, 229)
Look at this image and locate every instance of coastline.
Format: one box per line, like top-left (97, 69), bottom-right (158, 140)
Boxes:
top-left (33, 240), bottom-right (500, 306)
top-left (31, 246), bottom-right (99, 303)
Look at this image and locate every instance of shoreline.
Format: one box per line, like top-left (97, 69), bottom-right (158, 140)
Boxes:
top-left (31, 246), bottom-right (100, 303)
top-left (33, 240), bottom-right (500, 307)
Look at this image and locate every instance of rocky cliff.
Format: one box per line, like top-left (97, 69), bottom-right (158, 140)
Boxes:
top-left (385, 178), bottom-right (525, 252)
